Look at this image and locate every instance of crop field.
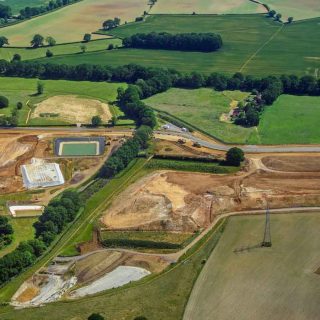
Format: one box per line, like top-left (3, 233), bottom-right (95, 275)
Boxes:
top-left (263, 0), bottom-right (320, 20)
top-left (151, 0), bottom-right (265, 14)
top-left (0, 38), bottom-right (121, 61)
top-left (0, 77), bottom-right (126, 125)
top-left (250, 95), bottom-right (320, 144)
top-left (0, 0), bottom-right (149, 46)
top-left (0, 217), bottom-right (37, 258)
top-left (184, 213), bottom-right (320, 320)
top-left (145, 88), bottom-right (252, 143)
top-left (42, 14), bottom-right (320, 76)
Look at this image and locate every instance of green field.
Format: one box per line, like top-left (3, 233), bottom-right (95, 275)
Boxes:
top-left (39, 14), bottom-right (320, 76)
top-left (0, 217), bottom-right (37, 258)
top-left (1, 0), bottom-right (48, 14)
top-left (0, 77), bottom-right (126, 125)
top-left (145, 88), bottom-right (253, 143)
top-left (184, 213), bottom-right (320, 320)
top-left (61, 143), bottom-right (98, 156)
top-left (0, 38), bottom-right (122, 61)
top-left (250, 95), bottom-right (320, 144)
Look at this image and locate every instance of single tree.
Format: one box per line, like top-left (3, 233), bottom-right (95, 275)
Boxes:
top-left (268, 10), bottom-right (276, 17)
top-left (226, 147), bottom-right (244, 166)
top-left (80, 44), bottom-right (87, 53)
top-left (11, 53), bottom-right (21, 62)
top-left (0, 95), bottom-right (9, 108)
top-left (37, 82), bottom-right (44, 95)
top-left (88, 313), bottom-right (105, 320)
top-left (46, 36), bottom-right (56, 46)
top-left (107, 43), bottom-right (114, 50)
top-left (31, 34), bottom-right (44, 47)
top-left (0, 36), bottom-right (9, 47)
top-left (275, 13), bottom-right (282, 21)
top-left (91, 115), bottom-right (102, 127)
top-left (83, 33), bottom-right (91, 42)
top-left (114, 17), bottom-right (121, 26)
top-left (16, 102), bottom-right (23, 110)
top-left (287, 17), bottom-right (293, 23)
top-left (46, 49), bottom-right (53, 57)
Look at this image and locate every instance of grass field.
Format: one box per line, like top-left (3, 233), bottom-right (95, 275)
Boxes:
top-left (1, 0), bottom-right (48, 14)
top-left (145, 88), bottom-right (253, 143)
top-left (263, 0), bottom-right (320, 20)
top-left (0, 77), bottom-right (126, 125)
top-left (250, 95), bottom-right (320, 144)
top-left (184, 213), bottom-right (320, 320)
top-left (0, 0), bottom-right (149, 46)
top-left (151, 0), bottom-right (265, 14)
top-left (61, 143), bottom-right (98, 156)
top-left (0, 217), bottom-right (37, 258)
top-left (0, 38), bottom-right (122, 61)
top-left (41, 14), bottom-right (320, 76)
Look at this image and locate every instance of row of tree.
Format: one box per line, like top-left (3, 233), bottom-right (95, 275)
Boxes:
top-left (123, 32), bottom-right (223, 52)
top-left (0, 190), bottom-right (81, 286)
top-left (0, 216), bottom-right (13, 250)
top-left (19, 0), bottom-right (80, 19)
top-left (99, 125), bottom-right (153, 179)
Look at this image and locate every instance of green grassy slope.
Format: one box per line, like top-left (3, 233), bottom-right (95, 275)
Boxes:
top-left (250, 95), bottom-right (320, 144)
top-left (0, 77), bottom-right (126, 125)
top-left (144, 88), bottom-right (253, 143)
top-left (185, 213), bottom-right (320, 320)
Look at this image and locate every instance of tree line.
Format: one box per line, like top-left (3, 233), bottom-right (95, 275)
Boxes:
top-left (0, 216), bottom-right (13, 250)
top-left (123, 32), bottom-right (223, 52)
top-left (0, 190), bottom-right (80, 286)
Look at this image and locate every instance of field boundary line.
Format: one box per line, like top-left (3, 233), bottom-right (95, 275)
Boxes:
top-left (239, 24), bottom-right (284, 72)
top-left (25, 100), bottom-right (32, 125)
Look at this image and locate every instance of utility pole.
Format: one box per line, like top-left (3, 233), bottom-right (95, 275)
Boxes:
top-left (261, 204), bottom-right (272, 247)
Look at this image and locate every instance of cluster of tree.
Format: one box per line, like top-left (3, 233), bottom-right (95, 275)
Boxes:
top-left (0, 95), bottom-right (9, 109)
top-left (19, 0), bottom-right (80, 19)
top-left (33, 190), bottom-right (81, 245)
top-left (0, 216), bottom-right (13, 249)
top-left (123, 32), bottom-right (223, 52)
top-left (0, 4), bottom-right (11, 19)
top-left (117, 85), bottom-right (157, 127)
top-left (267, 9), bottom-right (293, 23)
top-left (0, 36), bottom-right (9, 48)
top-left (31, 34), bottom-right (56, 48)
top-left (0, 239), bottom-right (46, 285)
top-left (226, 147), bottom-right (244, 166)
top-left (102, 17), bottom-right (121, 30)
top-left (99, 125), bottom-right (152, 179)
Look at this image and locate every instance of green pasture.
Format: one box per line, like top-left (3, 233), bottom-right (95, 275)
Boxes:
top-left (250, 95), bottom-right (320, 144)
top-left (0, 38), bottom-right (122, 61)
top-left (185, 213), bottom-right (320, 320)
top-left (0, 77), bottom-right (126, 125)
top-left (49, 14), bottom-right (319, 76)
top-left (61, 143), bottom-right (98, 156)
top-left (1, 0), bottom-right (48, 14)
top-left (0, 217), bottom-right (37, 258)
top-left (145, 88), bottom-right (252, 143)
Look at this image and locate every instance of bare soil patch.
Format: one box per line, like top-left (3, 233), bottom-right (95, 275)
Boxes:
top-left (102, 166), bottom-right (320, 232)
top-left (32, 95), bottom-right (112, 124)
top-left (262, 155), bottom-right (320, 172)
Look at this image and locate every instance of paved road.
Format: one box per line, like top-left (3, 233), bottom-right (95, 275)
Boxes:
top-left (2, 126), bottom-right (320, 153)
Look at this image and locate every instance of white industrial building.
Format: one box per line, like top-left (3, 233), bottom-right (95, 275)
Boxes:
top-left (21, 158), bottom-right (65, 189)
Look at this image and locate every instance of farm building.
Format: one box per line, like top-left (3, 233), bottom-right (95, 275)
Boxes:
top-left (21, 158), bottom-right (65, 189)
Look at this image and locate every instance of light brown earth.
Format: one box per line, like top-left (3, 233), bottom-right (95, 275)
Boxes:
top-left (74, 250), bottom-right (169, 286)
top-left (102, 155), bottom-right (320, 232)
top-left (32, 95), bottom-right (112, 124)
